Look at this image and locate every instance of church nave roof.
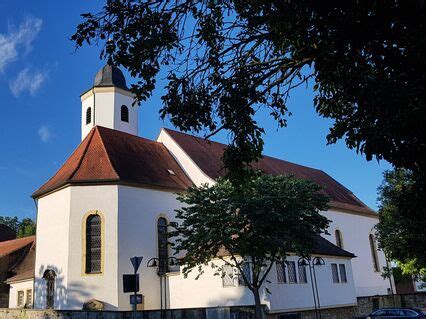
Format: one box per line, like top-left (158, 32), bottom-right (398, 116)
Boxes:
top-left (32, 126), bottom-right (193, 198)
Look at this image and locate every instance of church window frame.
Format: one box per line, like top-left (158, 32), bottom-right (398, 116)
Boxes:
top-left (369, 234), bottom-right (380, 272)
top-left (121, 105), bottom-right (129, 122)
top-left (276, 261), bottom-right (287, 283)
top-left (222, 264), bottom-right (236, 287)
top-left (287, 261), bottom-right (298, 284)
top-left (86, 107), bottom-right (92, 125)
top-left (82, 211), bottom-right (104, 276)
top-left (335, 229), bottom-right (344, 249)
top-left (157, 217), bottom-right (169, 275)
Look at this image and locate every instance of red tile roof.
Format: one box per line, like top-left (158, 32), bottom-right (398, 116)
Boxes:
top-left (0, 236), bottom-right (35, 258)
top-left (32, 126), bottom-right (193, 198)
top-left (6, 242), bottom-right (35, 283)
top-left (164, 128), bottom-right (376, 216)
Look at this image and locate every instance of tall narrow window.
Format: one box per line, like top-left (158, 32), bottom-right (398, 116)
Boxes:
top-left (17, 291), bottom-right (24, 307)
top-left (276, 262), bottom-right (287, 283)
top-left (222, 264), bottom-right (235, 287)
top-left (335, 229), bottom-right (343, 249)
top-left (331, 263), bottom-right (340, 283)
top-left (298, 264), bottom-right (307, 283)
top-left (339, 264), bottom-right (347, 283)
top-left (25, 289), bottom-right (32, 307)
top-left (86, 107), bottom-right (92, 125)
top-left (288, 261), bottom-right (297, 284)
top-left (369, 234), bottom-right (380, 272)
top-left (43, 269), bottom-right (56, 309)
top-left (121, 105), bottom-right (129, 122)
top-left (157, 217), bottom-right (168, 274)
top-left (85, 214), bottom-right (102, 274)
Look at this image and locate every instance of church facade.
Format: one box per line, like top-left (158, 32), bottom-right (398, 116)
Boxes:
top-left (8, 64), bottom-right (392, 314)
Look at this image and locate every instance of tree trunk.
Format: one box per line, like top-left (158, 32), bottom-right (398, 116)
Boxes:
top-left (253, 287), bottom-right (263, 319)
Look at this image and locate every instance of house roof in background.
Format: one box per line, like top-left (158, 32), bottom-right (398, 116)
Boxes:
top-left (164, 128), bottom-right (376, 216)
top-left (32, 126), bottom-right (193, 198)
top-left (0, 224), bottom-right (16, 242)
top-left (6, 240), bottom-right (35, 283)
top-left (0, 236), bottom-right (34, 258)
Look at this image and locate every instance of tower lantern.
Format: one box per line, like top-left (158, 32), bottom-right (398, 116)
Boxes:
top-left (80, 62), bottom-right (138, 140)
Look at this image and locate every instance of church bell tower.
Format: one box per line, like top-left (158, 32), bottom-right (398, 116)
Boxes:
top-left (80, 62), bottom-right (138, 140)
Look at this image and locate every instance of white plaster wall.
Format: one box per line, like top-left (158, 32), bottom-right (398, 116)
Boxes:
top-left (267, 256), bottom-right (356, 313)
top-left (168, 258), bottom-right (257, 310)
top-left (34, 188), bottom-right (71, 309)
top-left (168, 255), bottom-right (356, 312)
top-left (94, 92), bottom-right (115, 133)
top-left (67, 185), bottom-right (119, 310)
top-left (117, 185), bottom-right (183, 311)
top-left (8, 280), bottom-right (34, 308)
top-left (113, 93), bottom-right (138, 136)
top-left (322, 210), bottom-right (390, 297)
top-left (157, 129), bottom-right (215, 186)
top-left (81, 90), bottom-right (137, 141)
top-left (81, 94), bottom-right (95, 140)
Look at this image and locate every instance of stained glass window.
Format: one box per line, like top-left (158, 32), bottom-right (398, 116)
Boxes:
top-left (369, 234), bottom-right (380, 272)
top-left (157, 217), bottom-right (168, 274)
top-left (222, 264), bottom-right (235, 287)
top-left (85, 214), bottom-right (102, 274)
top-left (335, 229), bottom-right (343, 249)
top-left (331, 263), bottom-right (340, 283)
top-left (288, 261), bottom-right (297, 283)
top-left (298, 265), bottom-right (307, 283)
top-left (339, 264), bottom-right (347, 283)
top-left (276, 262), bottom-right (287, 283)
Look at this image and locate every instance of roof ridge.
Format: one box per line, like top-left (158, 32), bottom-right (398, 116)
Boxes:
top-left (95, 126), bottom-right (120, 179)
top-left (68, 127), bottom-right (98, 181)
top-left (33, 128), bottom-right (97, 195)
top-left (163, 127), bottom-right (325, 172)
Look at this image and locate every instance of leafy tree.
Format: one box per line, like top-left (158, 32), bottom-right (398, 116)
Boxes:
top-left (72, 0), bottom-right (426, 183)
top-left (170, 175), bottom-right (329, 318)
top-left (0, 216), bottom-right (19, 233)
top-left (0, 216), bottom-right (36, 238)
top-left (17, 218), bottom-right (36, 238)
top-left (375, 169), bottom-right (426, 271)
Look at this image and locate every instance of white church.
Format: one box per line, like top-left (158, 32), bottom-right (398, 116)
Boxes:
top-left (7, 63), bottom-right (392, 315)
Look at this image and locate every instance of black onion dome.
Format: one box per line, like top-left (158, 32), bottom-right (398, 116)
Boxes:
top-left (94, 62), bottom-right (128, 90)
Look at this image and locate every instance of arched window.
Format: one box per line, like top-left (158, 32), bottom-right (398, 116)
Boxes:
top-left (157, 217), bottom-right (168, 274)
top-left (43, 269), bottom-right (56, 309)
top-left (369, 234), bottom-right (380, 272)
top-left (335, 229), bottom-right (343, 249)
top-left (121, 105), bottom-right (129, 122)
top-left (85, 214), bottom-right (102, 274)
top-left (86, 107), bottom-right (92, 125)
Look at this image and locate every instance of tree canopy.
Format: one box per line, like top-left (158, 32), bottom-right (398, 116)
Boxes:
top-left (376, 169), bottom-right (426, 271)
top-left (0, 216), bottom-right (36, 238)
top-left (72, 0), bottom-right (426, 182)
top-left (170, 174), bottom-right (329, 318)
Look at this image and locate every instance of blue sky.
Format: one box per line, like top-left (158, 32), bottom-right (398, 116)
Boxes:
top-left (0, 1), bottom-right (391, 220)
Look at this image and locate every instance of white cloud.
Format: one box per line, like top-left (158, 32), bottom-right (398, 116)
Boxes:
top-left (0, 16), bottom-right (42, 72)
top-left (38, 125), bottom-right (51, 143)
top-left (9, 68), bottom-right (48, 97)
